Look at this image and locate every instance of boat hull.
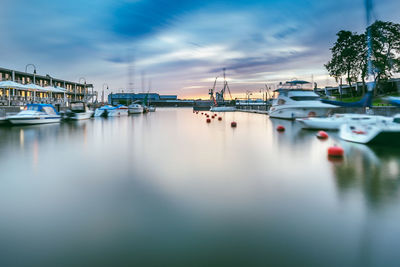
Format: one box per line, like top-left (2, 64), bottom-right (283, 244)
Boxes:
top-left (8, 117), bottom-right (61, 125)
top-left (339, 123), bottom-right (400, 145)
top-left (107, 109), bottom-right (128, 117)
top-left (128, 107), bottom-right (143, 114)
top-left (68, 111), bottom-right (94, 120)
top-left (269, 106), bottom-right (335, 120)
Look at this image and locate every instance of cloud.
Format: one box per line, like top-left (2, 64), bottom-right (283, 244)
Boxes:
top-left (0, 0), bottom-right (400, 98)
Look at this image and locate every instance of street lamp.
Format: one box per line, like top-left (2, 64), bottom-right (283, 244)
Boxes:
top-left (246, 90), bottom-right (252, 109)
top-left (25, 64), bottom-right (37, 84)
top-left (102, 83), bottom-right (109, 104)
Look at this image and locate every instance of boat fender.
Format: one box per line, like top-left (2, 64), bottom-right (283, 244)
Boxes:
top-left (327, 146), bottom-right (344, 158)
top-left (276, 125), bottom-right (285, 132)
top-left (316, 131), bottom-right (329, 139)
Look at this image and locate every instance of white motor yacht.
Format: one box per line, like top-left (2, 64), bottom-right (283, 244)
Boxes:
top-left (128, 103), bottom-right (144, 114)
top-left (268, 80), bottom-right (336, 120)
top-left (65, 101), bottom-right (94, 120)
top-left (339, 115), bottom-right (400, 145)
top-left (8, 104), bottom-right (61, 125)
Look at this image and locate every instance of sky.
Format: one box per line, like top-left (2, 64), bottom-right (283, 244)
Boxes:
top-left (1, 0), bottom-right (400, 99)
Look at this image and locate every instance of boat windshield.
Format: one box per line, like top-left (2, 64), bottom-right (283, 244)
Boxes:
top-left (42, 106), bottom-right (57, 115)
top-left (290, 96), bottom-right (320, 101)
top-left (71, 103), bottom-right (85, 111)
top-left (26, 105), bottom-right (42, 111)
top-left (288, 91), bottom-right (320, 101)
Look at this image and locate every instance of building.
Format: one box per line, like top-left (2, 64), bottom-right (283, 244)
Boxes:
top-left (0, 66), bottom-right (95, 106)
top-left (109, 93), bottom-right (179, 106)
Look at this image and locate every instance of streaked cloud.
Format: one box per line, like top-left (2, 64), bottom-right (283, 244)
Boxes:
top-left (0, 0), bottom-right (399, 98)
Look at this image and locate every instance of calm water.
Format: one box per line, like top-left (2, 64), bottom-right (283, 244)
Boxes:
top-left (1, 108), bottom-right (400, 267)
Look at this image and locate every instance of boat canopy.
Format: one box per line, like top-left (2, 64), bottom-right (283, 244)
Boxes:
top-left (98, 105), bottom-right (117, 110)
top-left (26, 104), bottom-right (59, 114)
top-left (286, 80), bottom-right (310, 85)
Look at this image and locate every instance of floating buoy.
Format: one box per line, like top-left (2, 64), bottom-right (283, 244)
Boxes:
top-left (218, 117), bottom-right (222, 121)
top-left (231, 121), bottom-right (237, 127)
top-left (214, 114), bottom-right (217, 117)
top-left (196, 112), bottom-right (198, 114)
top-left (201, 112), bottom-right (203, 115)
top-left (328, 146), bottom-right (344, 158)
top-left (212, 116), bottom-right (215, 119)
top-left (276, 125), bottom-right (285, 132)
top-left (206, 118), bottom-right (211, 123)
top-left (316, 131), bottom-right (329, 139)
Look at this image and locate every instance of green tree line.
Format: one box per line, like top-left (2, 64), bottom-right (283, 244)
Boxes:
top-left (325, 20), bottom-right (400, 96)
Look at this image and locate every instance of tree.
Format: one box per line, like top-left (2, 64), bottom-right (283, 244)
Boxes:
top-left (355, 33), bottom-right (368, 95)
top-left (325, 31), bottom-right (363, 97)
top-left (368, 20), bottom-right (400, 94)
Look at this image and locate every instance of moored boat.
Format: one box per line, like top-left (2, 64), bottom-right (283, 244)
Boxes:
top-left (296, 113), bottom-right (388, 130)
top-left (94, 105), bottom-right (128, 117)
top-left (65, 101), bottom-right (94, 120)
top-left (147, 106), bottom-right (156, 112)
top-left (339, 115), bottom-right (400, 145)
top-left (7, 104), bottom-right (61, 125)
top-left (107, 105), bottom-right (129, 117)
top-left (128, 103), bottom-right (144, 114)
top-left (268, 80), bottom-right (337, 120)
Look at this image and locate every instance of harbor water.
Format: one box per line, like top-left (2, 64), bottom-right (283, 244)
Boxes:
top-left (1, 108), bottom-right (400, 266)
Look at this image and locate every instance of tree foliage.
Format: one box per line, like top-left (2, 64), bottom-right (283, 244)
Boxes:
top-left (325, 20), bottom-right (400, 95)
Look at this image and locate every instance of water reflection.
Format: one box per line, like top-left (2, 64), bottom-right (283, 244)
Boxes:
top-left (0, 109), bottom-right (400, 266)
top-left (332, 143), bottom-right (400, 208)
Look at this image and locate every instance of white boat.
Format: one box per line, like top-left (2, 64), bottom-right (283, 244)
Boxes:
top-left (210, 106), bottom-right (236, 112)
top-left (339, 115), bottom-right (400, 145)
top-left (147, 106), bottom-right (156, 112)
top-left (128, 103), bottom-right (144, 114)
top-left (107, 105), bottom-right (128, 117)
top-left (268, 80), bottom-right (336, 120)
top-left (296, 113), bottom-right (386, 130)
top-left (65, 101), bottom-right (93, 120)
top-left (94, 105), bottom-right (128, 117)
top-left (8, 104), bottom-right (61, 125)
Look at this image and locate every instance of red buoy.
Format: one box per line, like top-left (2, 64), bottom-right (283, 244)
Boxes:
top-left (196, 112), bottom-right (198, 114)
top-left (328, 146), bottom-right (344, 158)
top-left (218, 117), bottom-right (222, 121)
top-left (276, 125), bottom-right (285, 132)
top-left (212, 116), bottom-right (215, 119)
top-left (206, 118), bottom-right (211, 123)
top-left (201, 112), bottom-right (203, 115)
top-left (214, 114), bottom-right (217, 117)
top-left (316, 131), bottom-right (329, 139)
top-left (231, 121), bottom-right (237, 127)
